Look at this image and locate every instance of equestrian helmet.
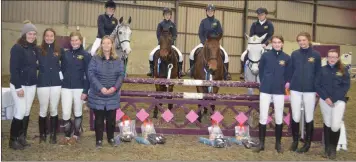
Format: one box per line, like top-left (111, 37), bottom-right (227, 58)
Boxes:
top-left (256, 7), bottom-right (268, 14)
top-left (163, 7), bottom-right (172, 15)
top-left (105, 0), bottom-right (116, 9)
top-left (206, 4), bottom-right (216, 11)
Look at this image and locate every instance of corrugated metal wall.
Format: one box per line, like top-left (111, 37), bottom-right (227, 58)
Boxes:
top-left (1, 1), bottom-right (66, 24)
top-left (1, 0), bottom-right (356, 74)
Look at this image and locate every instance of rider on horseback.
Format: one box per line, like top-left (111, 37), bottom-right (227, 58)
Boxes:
top-left (91, 0), bottom-right (118, 56)
top-left (147, 7), bottom-right (184, 78)
top-left (188, 4), bottom-right (231, 80)
top-left (240, 7), bottom-right (274, 79)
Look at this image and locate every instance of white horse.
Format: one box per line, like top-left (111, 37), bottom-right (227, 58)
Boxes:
top-left (240, 33), bottom-right (268, 95)
top-left (109, 16), bottom-right (132, 76)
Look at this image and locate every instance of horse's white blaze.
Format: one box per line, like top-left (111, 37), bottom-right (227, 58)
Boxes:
top-left (183, 92), bottom-right (204, 99)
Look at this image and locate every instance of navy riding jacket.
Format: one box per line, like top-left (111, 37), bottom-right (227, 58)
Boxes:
top-left (60, 46), bottom-right (91, 94)
top-left (249, 20), bottom-right (274, 45)
top-left (10, 43), bottom-right (39, 89)
top-left (37, 43), bottom-right (62, 87)
top-left (198, 16), bottom-right (223, 44)
top-left (315, 64), bottom-right (350, 103)
top-left (289, 47), bottom-right (321, 92)
top-left (259, 49), bottom-right (292, 94)
top-left (156, 19), bottom-right (177, 45)
top-left (97, 13), bottom-right (118, 38)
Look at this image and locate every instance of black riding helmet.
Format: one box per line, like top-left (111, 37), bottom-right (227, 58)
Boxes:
top-left (256, 7), bottom-right (268, 15)
top-left (105, 0), bottom-right (116, 9)
top-left (163, 7), bottom-right (172, 15)
top-left (206, 4), bottom-right (216, 11)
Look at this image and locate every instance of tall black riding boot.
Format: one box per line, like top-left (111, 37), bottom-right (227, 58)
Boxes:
top-left (224, 63), bottom-right (232, 80)
top-left (74, 116), bottom-right (83, 138)
top-left (289, 119), bottom-right (299, 152)
top-left (297, 120), bottom-right (314, 153)
top-left (188, 59), bottom-right (195, 77)
top-left (147, 61), bottom-right (154, 77)
top-left (19, 116), bottom-right (31, 147)
top-left (253, 123), bottom-right (266, 153)
top-left (39, 116), bottom-right (47, 143)
top-left (275, 124), bottom-right (283, 153)
top-left (322, 124), bottom-right (331, 158)
top-left (329, 130), bottom-right (340, 160)
top-left (9, 118), bottom-right (25, 150)
top-left (240, 60), bottom-right (245, 80)
top-left (178, 61), bottom-right (185, 78)
top-left (64, 120), bottom-right (72, 138)
top-left (49, 115), bottom-right (58, 144)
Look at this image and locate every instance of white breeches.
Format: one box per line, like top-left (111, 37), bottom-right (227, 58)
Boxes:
top-left (90, 38), bottom-right (102, 56)
top-left (189, 43), bottom-right (229, 63)
top-left (149, 45), bottom-right (183, 62)
top-left (320, 99), bottom-right (346, 132)
top-left (10, 84), bottom-right (36, 119)
top-left (290, 90), bottom-right (316, 123)
top-left (259, 93), bottom-right (285, 125)
top-left (61, 88), bottom-right (84, 120)
top-left (37, 86), bottom-right (61, 117)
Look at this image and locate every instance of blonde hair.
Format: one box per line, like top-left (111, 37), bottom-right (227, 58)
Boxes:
top-left (96, 35), bottom-right (118, 59)
top-left (69, 31), bottom-right (83, 43)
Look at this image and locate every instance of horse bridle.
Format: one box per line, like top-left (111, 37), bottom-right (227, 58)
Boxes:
top-left (115, 25), bottom-right (131, 50)
top-left (246, 42), bottom-right (264, 82)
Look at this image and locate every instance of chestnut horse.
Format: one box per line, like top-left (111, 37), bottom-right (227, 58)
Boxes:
top-left (192, 34), bottom-right (224, 122)
top-left (152, 29), bottom-right (179, 118)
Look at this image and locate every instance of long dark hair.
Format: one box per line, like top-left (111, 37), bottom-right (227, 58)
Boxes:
top-left (40, 28), bottom-right (61, 56)
top-left (328, 49), bottom-right (345, 75)
top-left (17, 34), bottom-right (37, 47)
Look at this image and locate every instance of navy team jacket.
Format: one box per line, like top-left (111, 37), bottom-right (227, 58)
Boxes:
top-left (259, 49), bottom-right (292, 94)
top-left (10, 43), bottom-right (39, 89)
top-left (289, 47), bottom-right (321, 92)
top-left (61, 46), bottom-right (91, 94)
top-left (37, 43), bottom-right (62, 87)
top-left (315, 64), bottom-right (350, 103)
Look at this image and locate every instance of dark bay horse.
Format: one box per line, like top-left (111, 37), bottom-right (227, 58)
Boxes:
top-left (192, 34), bottom-right (224, 122)
top-left (152, 29), bottom-right (179, 118)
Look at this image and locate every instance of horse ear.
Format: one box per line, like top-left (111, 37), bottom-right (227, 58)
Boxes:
top-left (260, 33), bottom-right (268, 40)
top-left (119, 17), bottom-right (124, 24)
top-left (127, 16), bottom-right (132, 24)
top-left (245, 33), bottom-right (249, 40)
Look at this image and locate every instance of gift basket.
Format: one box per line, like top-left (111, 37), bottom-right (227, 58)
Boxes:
top-left (116, 115), bottom-right (137, 142)
top-left (135, 119), bottom-right (166, 145)
top-left (230, 124), bottom-right (257, 148)
top-left (199, 120), bottom-right (231, 148)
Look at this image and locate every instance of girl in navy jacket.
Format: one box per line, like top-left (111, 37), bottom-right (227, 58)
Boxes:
top-left (315, 49), bottom-right (350, 160)
top-left (90, 0), bottom-right (117, 56)
top-left (288, 32), bottom-right (321, 153)
top-left (253, 36), bottom-right (291, 153)
top-left (188, 4), bottom-right (231, 80)
top-left (37, 28), bottom-right (62, 144)
top-left (59, 31), bottom-right (91, 145)
top-left (9, 20), bottom-right (39, 150)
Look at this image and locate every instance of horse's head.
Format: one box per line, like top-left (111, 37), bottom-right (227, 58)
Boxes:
top-left (244, 33), bottom-right (267, 75)
top-left (159, 28), bottom-right (173, 61)
top-left (116, 16), bottom-right (132, 55)
top-left (204, 33), bottom-right (222, 74)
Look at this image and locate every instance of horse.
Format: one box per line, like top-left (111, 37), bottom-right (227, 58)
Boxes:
top-left (240, 33), bottom-right (267, 95)
top-left (152, 28), bottom-right (179, 118)
top-left (110, 16), bottom-right (132, 77)
top-left (192, 34), bottom-right (224, 123)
